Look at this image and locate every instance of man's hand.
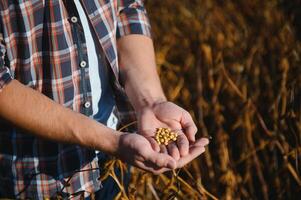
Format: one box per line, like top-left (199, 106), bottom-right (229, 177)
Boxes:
top-left (137, 101), bottom-right (199, 160)
top-left (152, 137), bottom-right (209, 174)
top-left (116, 132), bottom-right (209, 175)
top-left (117, 35), bottom-right (208, 166)
top-left (116, 132), bottom-right (176, 174)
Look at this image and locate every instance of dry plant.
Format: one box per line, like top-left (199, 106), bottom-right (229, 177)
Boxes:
top-left (99, 0), bottom-right (301, 200)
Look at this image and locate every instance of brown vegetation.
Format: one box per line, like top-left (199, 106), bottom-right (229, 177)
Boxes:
top-left (102, 1), bottom-right (301, 199)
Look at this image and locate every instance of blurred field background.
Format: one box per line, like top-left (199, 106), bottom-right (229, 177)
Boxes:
top-left (103, 0), bottom-right (301, 200)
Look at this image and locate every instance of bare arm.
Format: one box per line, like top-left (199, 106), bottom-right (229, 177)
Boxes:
top-left (0, 80), bottom-right (119, 154)
top-left (0, 80), bottom-right (176, 173)
top-left (118, 35), bottom-right (167, 110)
top-left (118, 35), bottom-right (208, 162)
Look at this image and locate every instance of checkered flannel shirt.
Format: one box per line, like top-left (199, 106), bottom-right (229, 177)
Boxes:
top-left (0, 0), bottom-right (151, 199)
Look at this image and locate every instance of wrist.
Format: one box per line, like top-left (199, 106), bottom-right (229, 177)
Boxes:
top-left (107, 130), bottom-right (121, 156)
top-left (134, 95), bottom-right (167, 112)
top-left (94, 129), bottom-right (121, 156)
top-left (69, 114), bottom-right (121, 155)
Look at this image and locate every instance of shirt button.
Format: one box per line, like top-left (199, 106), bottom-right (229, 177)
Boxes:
top-left (80, 61), bottom-right (87, 68)
top-left (84, 101), bottom-right (91, 108)
top-left (71, 16), bottom-right (78, 23)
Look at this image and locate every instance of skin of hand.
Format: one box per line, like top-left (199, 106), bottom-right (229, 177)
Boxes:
top-left (117, 35), bottom-right (208, 161)
top-left (116, 132), bottom-right (176, 174)
top-left (0, 80), bottom-right (207, 175)
top-left (116, 132), bottom-right (209, 175)
top-left (137, 101), bottom-right (200, 160)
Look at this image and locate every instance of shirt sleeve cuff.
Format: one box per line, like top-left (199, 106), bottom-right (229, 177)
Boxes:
top-left (0, 67), bottom-right (13, 92)
top-left (116, 3), bottom-right (152, 39)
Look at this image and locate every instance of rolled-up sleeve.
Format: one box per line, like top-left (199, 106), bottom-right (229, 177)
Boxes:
top-left (116, 0), bottom-right (152, 38)
top-left (0, 31), bottom-right (12, 92)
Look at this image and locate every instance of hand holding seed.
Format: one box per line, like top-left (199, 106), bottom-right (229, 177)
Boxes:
top-left (138, 101), bottom-right (204, 159)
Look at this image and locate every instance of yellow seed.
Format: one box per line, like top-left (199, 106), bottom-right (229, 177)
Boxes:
top-left (155, 127), bottom-right (178, 145)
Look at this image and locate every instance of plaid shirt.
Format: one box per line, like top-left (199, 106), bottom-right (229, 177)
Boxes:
top-left (0, 0), bottom-right (150, 199)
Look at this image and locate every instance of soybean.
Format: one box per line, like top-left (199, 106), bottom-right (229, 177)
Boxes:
top-left (155, 128), bottom-right (178, 145)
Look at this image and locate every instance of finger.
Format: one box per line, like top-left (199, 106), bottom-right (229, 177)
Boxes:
top-left (181, 111), bottom-right (198, 142)
top-left (135, 160), bottom-right (171, 175)
top-left (147, 151), bottom-right (177, 169)
top-left (177, 146), bottom-right (206, 168)
top-left (148, 137), bottom-right (160, 152)
top-left (176, 133), bottom-right (189, 157)
top-left (167, 142), bottom-right (180, 160)
top-left (191, 137), bottom-right (210, 147)
top-left (178, 137), bottom-right (209, 167)
top-left (141, 128), bottom-right (157, 139)
top-left (152, 167), bottom-right (171, 175)
top-left (160, 145), bottom-right (168, 154)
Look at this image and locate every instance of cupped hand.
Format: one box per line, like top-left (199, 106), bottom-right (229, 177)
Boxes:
top-left (116, 132), bottom-right (209, 175)
top-left (137, 101), bottom-right (198, 160)
top-left (116, 132), bottom-right (177, 174)
top-left (155, 137), bottom-right (209, 174)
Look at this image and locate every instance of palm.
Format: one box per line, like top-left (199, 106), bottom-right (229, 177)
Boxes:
top-left (117, 133), bottom-right (176, 174)
top-left (116, 132), bottom-right (209, 174)
top-left (138, 107), bottom-right (166, 137)
top-left (137, 101), bottom-right (198, 160)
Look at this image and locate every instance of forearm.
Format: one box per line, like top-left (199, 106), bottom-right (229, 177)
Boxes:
top-left (117, 35), bottom-right (166, 111)
top-left (0, 80), bottom-right (119, 155)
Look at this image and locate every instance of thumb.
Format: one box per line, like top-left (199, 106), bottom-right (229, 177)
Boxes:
top-left (147, 151), bottom-right (177, 169)
top-left (148, 137), bottom-right (160, 152)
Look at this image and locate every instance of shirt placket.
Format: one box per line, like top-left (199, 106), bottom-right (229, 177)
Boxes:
top-left (68, 5), bottom-right (92, 116)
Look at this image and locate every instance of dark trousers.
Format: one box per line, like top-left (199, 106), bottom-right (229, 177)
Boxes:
top-left (86, 153), bottom-right (131, 200)
top-left (96, 168), bottom-right (130, 200)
